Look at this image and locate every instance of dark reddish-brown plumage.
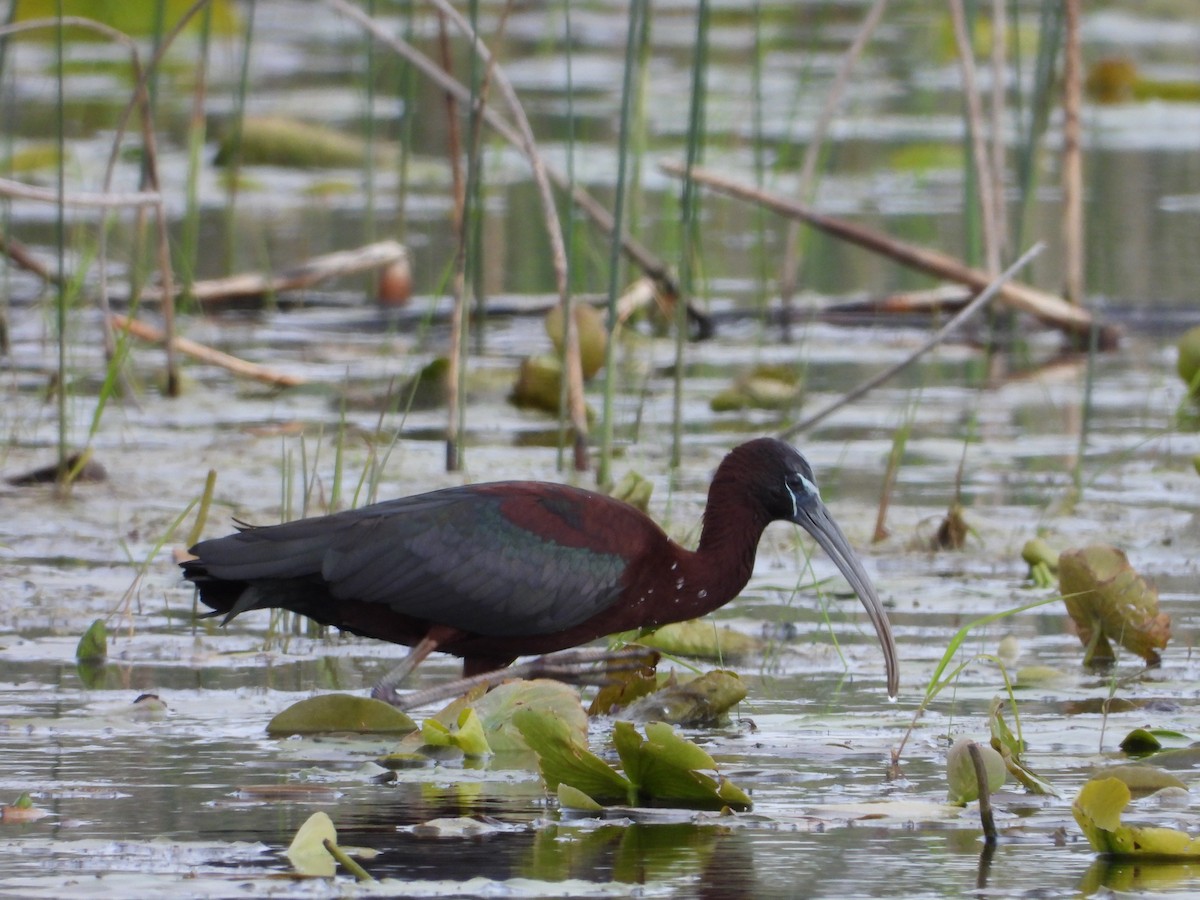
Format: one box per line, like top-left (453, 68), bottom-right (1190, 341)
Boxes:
top-left (182, 438), bottom-right (898, 700)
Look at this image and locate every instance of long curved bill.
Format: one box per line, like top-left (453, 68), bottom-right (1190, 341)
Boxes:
top-left (792, 498), bottom-right (899, 699)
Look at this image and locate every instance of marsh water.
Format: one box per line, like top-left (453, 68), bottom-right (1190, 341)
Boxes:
top-left (3, 2), bottom-right (1200, 897)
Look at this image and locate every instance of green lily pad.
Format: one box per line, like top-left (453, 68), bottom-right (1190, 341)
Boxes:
top-left (266, 694), bottom-right (418, 736)
top-left (76, 619), bottom-right (107, 661)
top-left (638, 621), bottom-right (762, 662)
top-left (513, 708), bottom-right (633, 805)
top-left (557, 783), bottom-right (604, 812)
top-left (421, 708), bottom-right (491, 757)
top-left (614, 721), bottom-right (752, 811)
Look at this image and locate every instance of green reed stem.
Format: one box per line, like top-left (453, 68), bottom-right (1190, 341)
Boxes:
top-left (598, 0), bottom-right (644, 487)
top-left (223, 0), bottom-right (257, 273)
top-left (180, 0), bottom-right (212, 303)
top-left (671, 0), bottom-right (710, 469)
top-left (54, 3), bottom-right (67, 485)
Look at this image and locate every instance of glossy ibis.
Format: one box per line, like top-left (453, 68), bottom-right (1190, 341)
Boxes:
top-left (182, 437), bottom-right (898, 702)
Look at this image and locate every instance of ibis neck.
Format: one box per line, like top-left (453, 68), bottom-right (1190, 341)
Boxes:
top-left (661, 485), bottom-right (773, 622)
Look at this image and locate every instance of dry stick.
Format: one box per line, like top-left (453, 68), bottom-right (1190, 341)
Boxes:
top-left (422, 0), bottom-right (588, 469)
top-left (0, 233), bottom-right (60, 283)
top-left (0, 176), bottom-right (161, 208)
top-left (967, 742), bottom-right (998, 842)
top-left (381, 647), bottom-right (661, 712)
top-left (780, 242), bottom-right (1044, 438)
top-left (1061, 0), bottom-right (1084, 305)
top-left (91, 0), bottom-right (212, 392)
top-left (324, 0), bottom-right (711, 341)
top-left (138, 240), bottom-right (410, 303)
top-left (660, 161), bottom-right (1116, 347)
top-left (947, 0), bottom-right (1001, 274)
top-left (109, 313), bottom-right (307, 388)
top-left (778, 0), bottom-right (890, 342)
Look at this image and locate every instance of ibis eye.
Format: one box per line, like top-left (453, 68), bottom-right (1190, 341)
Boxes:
top-left (786, 472), bottom-right (820, 501)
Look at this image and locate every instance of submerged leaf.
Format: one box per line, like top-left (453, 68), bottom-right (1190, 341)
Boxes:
top-left (1059, 545), bottom-right (1170, 666)
top-left (286, 812), bottom-right (337, 877)
top-left (266, 694), bottom-right (417, 736)
top-left (1074, 777), bottom-right (1200, 859)
top-left (621, 670), bottom-right (747, 726)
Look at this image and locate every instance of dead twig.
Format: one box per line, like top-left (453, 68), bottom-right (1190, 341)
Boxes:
top-left (781, 242), bottom-right (1044, 438)
top-left (110, 313), bottom-right (307, 388)
top-left (379, 647), bottom-right (662, 712)
top-left (325, 0), bottom-right (712, 341)
top-left (661, 160), bottom-right (1118, 348)
top-left (138, 240), bottom-right (409, 305)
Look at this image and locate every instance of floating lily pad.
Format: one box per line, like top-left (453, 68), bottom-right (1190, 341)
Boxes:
top-left (266, 694), bottom-right (417, 736)
top-left (1119, 728), bottom-right (1192, 757)
top-left (514, 709), bottom-right (751, 812)
top-left (1074, 777), bottom-right (1200, 859)
top-left (710, 365), bottom-right (803, 412)
top-left (1059, 545), bottom-right (1170, 666)
top-left (447, 679), bottom-right (587, 754)
top-left (1090, 765), bottom-right (1186, 795)
top-left (216, 116), bottom-right (394, 169)
top-left (638, 620), bottom-right (762, 661)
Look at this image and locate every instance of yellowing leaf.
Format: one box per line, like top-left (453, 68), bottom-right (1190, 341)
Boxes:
top-left (1060, 545), bottom-right (1170, 666)
top-left (1074, 777), bottom-right (1200, 859)
top-left (286, 811), bottom-right (337, 877)
top-left (621, 670), bottom-right (747, 726)
top-left (421, 708), bottom-right (491, 757)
